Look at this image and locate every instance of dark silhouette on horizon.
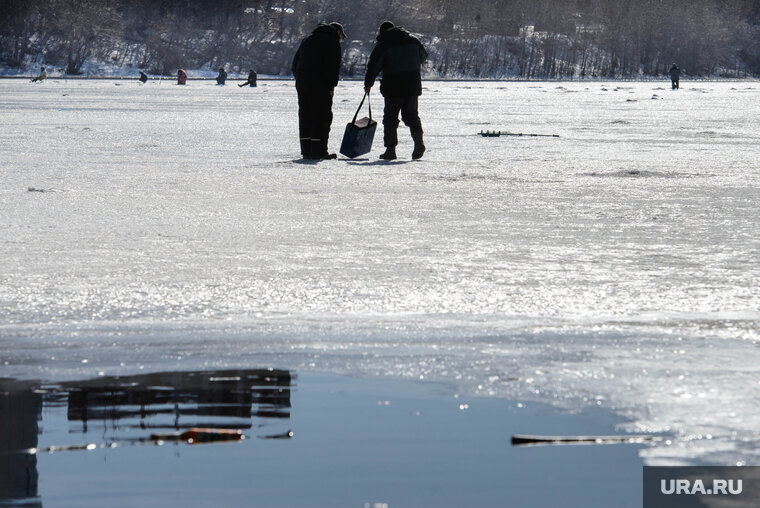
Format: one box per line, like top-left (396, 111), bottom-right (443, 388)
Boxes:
top-left (669, 63), bottom-right (681, 89)
top-left (239, 68), bottom-right (258, 87)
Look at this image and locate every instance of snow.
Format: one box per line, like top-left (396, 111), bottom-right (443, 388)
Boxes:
top-left (1, 78), bottom-right (759, 466)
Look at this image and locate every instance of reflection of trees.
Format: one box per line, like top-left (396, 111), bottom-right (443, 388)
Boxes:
top-left (0, 369), bottom-right (292, 506)
top-left (58, 369), bottom-right (292, 434)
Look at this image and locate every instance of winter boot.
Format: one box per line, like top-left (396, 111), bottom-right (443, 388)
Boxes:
top-left (309, 139), bottom-right (336, 160)
top-left (379, 147), bottom-right (397, 160)
top-left (300, 139), bottom-right (312, 159)
top-left (411, 131), bottom-right (425, 160)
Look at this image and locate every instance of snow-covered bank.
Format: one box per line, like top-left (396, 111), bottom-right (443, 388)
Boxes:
top-left (1, 79), bottom-right (759, 467)
top-left (2, 65), bottom-right (758, 82)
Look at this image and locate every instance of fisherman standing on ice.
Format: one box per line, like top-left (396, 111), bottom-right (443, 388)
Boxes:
top-left (30, 66), bottom-right (47, 82)
top-left (364, 21), bottom-right (427, 160)
top-left (177, 68), bottom-right (187, 85)
top-left (669, 63), bottom-right (681, 90)
top-left (292, 22), bottom-right (345, 160)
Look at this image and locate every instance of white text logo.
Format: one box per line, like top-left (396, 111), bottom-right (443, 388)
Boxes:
top-left (660, 479), bottom-right (742, 495)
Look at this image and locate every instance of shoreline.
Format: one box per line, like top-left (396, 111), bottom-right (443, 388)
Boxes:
top-left (2, 74), bottom-right (758, 82)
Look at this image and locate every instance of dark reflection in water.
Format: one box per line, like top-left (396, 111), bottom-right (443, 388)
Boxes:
top-left (0, 379), bottom-right (42, 507)
top-left (0, 369), bottom-right (293, 507)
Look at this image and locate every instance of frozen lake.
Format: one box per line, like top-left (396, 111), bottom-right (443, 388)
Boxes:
top-left (1, 78), bottom-right (759, 466)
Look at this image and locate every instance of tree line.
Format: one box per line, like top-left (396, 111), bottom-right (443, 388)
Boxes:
top-left (1, 0), bottom-right (759, 78)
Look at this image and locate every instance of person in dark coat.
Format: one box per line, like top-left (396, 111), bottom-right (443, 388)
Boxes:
top-left (364, 21), bottom-right (428, 160)
top-left (177, 69), bottom-right (187, 85)
top-left (669, 63), bottom-right (680, 90)
top-left (216, 67), bottom-right (227, 85)
top-left (292, 22), bottom-right (345, 160)
top-left (139, 71), bottom-right (148, 83)
top-left (239, 69), bottom-right (258, 87)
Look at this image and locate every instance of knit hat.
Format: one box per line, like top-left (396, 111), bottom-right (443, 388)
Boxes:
top-left (329, 22), bottom-right (346, 39)
top-left (379, 21), bottom-right (394, 33)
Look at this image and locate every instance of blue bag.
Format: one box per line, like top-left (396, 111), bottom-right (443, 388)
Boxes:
top-left (339, 92), bottom-right (377, 159)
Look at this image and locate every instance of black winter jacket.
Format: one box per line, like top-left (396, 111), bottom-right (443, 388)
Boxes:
top-left (364, 27), bottom-right (427, 97)
top-left (292, 24), bottom-right (341, 91)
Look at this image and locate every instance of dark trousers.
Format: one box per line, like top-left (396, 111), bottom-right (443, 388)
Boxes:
top-left (671, 78), bottom-right (679, 89)
top-left (297, 85), bottom-right (333, 157)
top-left (382, 95), bottom-right (422, 148)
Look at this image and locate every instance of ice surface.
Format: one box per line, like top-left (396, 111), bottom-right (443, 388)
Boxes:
top-left (1, 78), bottom-right (759, 466)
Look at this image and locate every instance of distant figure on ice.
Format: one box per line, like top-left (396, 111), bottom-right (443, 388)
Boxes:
top-left (364, 21), bottom-right (427, 160)
top-left (177, 69), bottom-right (187, 85)
top-left (139, 71), bottom-right (148, 83)
top-left (292, 22), bottom-right (346, 160)
top-left (239, 68), bottom-right (258, 87)
top-left (669, 63), bottom-right (681, 90)
top-left (216, 67), bottom-right (227, 85)
top-left (30, 67), bottom-right (47, 82)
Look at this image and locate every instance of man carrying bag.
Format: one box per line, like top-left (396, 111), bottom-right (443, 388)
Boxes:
top-left (364, 21), bottom-right (427, 161)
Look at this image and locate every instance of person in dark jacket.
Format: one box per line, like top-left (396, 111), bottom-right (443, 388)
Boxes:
top-left (239, 68), bottom-right (258, 87)
top-left (669, 63), bottom-right (680, 90)
top-left (216, 67), bottom-right (227, 85)
top-left (177, 69), bottom-right (187, 85)
top-left (139, 71), bottom-right (148, 83)
top-left (292, 22), bottom-right (345, 160)
top-left (364, 21), bottom-right (428, 160)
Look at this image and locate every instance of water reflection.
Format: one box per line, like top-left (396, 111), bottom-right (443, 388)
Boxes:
top-left (0, 379), bottom-right (42, 507)
top-left (0, 369), bottom-right (293, 506)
